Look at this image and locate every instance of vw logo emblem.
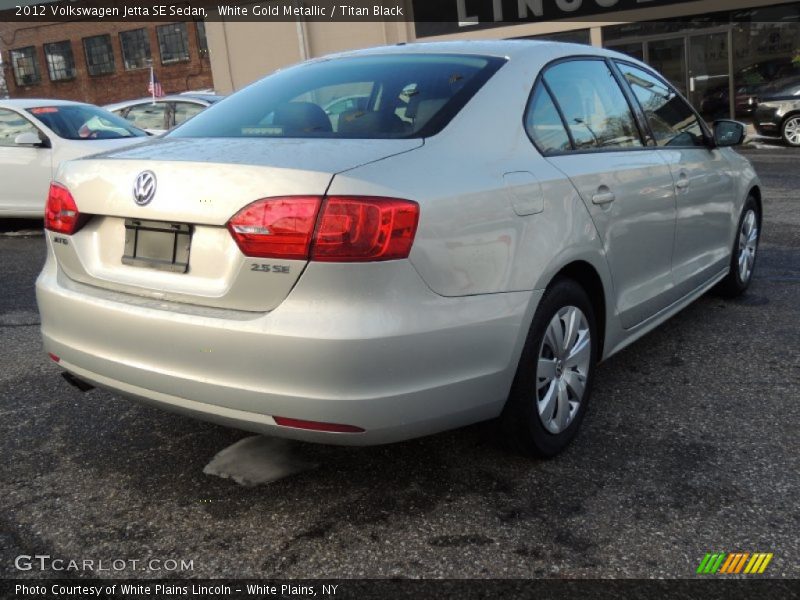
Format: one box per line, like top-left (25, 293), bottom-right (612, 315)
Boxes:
top-left (133, 171), bottom-right (156, 206)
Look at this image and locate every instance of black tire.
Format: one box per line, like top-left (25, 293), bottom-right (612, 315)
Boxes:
top-left (500, 278), bottom-right (598, 458)
top-left (781, 114), bottom-right (800, 148)
top-left (716, 195), bottom-right (761, 298)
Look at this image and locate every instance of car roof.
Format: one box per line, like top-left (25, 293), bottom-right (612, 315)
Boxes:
top-left (0, 98), bottom-right (92, 109)
top-left (323, 39), bottom-right (597, 60)
top-left (104, 94), bottom-right (222, 110)
top-left (309, 40), bottom-right (647, 75)
top-left (181, 93), bottom-right (223, 102)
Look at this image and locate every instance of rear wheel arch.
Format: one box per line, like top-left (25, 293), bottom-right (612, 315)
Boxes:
top-left (546, 261), bottom-right (607, 360)
top-left (781, 109), bottom-right (800, 123)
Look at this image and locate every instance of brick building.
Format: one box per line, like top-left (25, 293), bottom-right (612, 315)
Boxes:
top-left (0, 21), bottom-right (213, 105)
top-left (0, 57), bottom-right (8, 98)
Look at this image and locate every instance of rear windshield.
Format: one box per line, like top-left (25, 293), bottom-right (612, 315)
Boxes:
top-left (27, 105), bottom-right (147, 140)
top-left (169, 54), bottom-right (506, 139)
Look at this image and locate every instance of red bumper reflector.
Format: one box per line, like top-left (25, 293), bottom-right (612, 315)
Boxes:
top-left (47, 353), bottom-right (60, 363)
top-left (273, 416), bottom-right (364, 433)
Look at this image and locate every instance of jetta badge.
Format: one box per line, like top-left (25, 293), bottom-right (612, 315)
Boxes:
top-left (133, 171), bottom-right (156, 206)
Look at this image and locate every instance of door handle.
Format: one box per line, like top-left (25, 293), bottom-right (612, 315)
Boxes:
top-left (592, 190), bottom-right (616, 205)
top-left (676, 173), bottom-right (690, 190)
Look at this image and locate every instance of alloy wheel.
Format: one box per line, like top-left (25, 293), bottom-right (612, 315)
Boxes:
top-left (536, 306), bottom-right (591, 434)
top-left (784, 117), bottom-right (800, 146)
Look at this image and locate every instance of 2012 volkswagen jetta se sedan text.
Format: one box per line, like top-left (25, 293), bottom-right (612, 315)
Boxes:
top-left (36, 42), bottom-right (761, 456)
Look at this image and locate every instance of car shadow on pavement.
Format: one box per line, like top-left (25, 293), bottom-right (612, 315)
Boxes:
top-left (0, 218), bottom-right (44, 235)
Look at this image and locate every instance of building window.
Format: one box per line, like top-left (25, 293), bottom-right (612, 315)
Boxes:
top-left (602, 2), bottom-right (800, 120)
top-left (10, 46), bottom-right (40, 86)
top-left (605, 42), bottom-right (644, 62)
top-left (44, 41), bottom-right (76, 81)
top-left (196, 21), bottom-right (209, 57)
top-left (83, 34), bottom-right (115, 76)
top-left (157, 23), bottom-right (190, 64)
top-left (119, 29), bottom-right (152, 70)
top-left (517, 28), bottom-right (592, 45)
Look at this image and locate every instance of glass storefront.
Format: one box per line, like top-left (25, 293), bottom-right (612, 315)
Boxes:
top-left (603, 2), bottom-right (800, 121)
top-left (519, 29), bottom-right (592, 45)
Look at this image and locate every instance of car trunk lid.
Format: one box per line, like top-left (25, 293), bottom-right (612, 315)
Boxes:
top-left (53, 137), bottom-right (422, 312)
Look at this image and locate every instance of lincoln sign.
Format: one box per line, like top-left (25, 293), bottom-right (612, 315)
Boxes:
top-left (412, 0), bottom-right (700, 37)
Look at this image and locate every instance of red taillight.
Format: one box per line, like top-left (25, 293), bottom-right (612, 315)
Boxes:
top-left (227, 196), bottom-right (419, 262)
top-left (47, 353), bottom-right (60, 363)
top-left (227, 196), bottom-right (321, 260)
top-left (45, 183), bottom-right (84, 235)
top-left (311, 197), bottom-right (419, 262)
top-left (273, 416), bottom-right (365, 433)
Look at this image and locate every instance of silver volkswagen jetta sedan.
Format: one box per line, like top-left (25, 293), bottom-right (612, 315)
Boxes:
top-left (37, 41), bottom-right (761, 457)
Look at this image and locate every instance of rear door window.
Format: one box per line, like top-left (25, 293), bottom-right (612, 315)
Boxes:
top-left (543, 59), bottom-right (643, 150)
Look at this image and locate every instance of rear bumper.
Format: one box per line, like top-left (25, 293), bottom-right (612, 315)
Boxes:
top-left (0, 207), bottom-right (44, 218)
top-left (37, 249), bottom-right (538, 445)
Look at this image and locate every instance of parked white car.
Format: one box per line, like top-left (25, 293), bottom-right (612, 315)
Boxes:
top-left (0, 99), bottom-right (149, 218)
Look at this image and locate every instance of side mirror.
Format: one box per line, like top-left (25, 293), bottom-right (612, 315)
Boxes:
top-left (713, 120), bottom-right (746, 147)
top-left (14, 132), bottom-right (47, 147)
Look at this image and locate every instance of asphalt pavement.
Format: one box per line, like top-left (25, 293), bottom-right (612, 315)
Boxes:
top-left (0, 150), bottom-right (798, 580)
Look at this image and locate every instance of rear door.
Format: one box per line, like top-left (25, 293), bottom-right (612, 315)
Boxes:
top-left (532, 58), bottom-right (678, 328)
top-left (0, 108), bottom-right (52, 215)
top-left (615, 61), bottom-right (736, 296)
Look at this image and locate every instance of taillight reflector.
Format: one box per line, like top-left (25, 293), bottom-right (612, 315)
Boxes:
top-left (273, 416), bottom-right (365, 433)
top-left (47, 353), bottom-right (60, 363)
top-left (45, 183), bottom-right (85, 235)
top-left (227, 196), bottom-right (419, 262)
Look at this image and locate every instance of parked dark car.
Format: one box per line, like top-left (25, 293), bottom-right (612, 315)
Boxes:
top-left (701, 58), bottom-right (800, 118)
top-left (753, 76), bottom-right (800, 147)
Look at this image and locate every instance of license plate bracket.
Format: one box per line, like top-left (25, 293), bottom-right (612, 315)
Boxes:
top-left (122, 219), bottom-right (192, 273)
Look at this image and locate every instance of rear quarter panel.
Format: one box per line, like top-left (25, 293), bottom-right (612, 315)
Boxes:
top-left (329, 45), bottom-right (612, 295)
top-left (328, 49), bottom-right (617, 362)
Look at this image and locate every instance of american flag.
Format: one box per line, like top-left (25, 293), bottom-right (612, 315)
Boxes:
top-left (147, 68), bottom-right (164, 98)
